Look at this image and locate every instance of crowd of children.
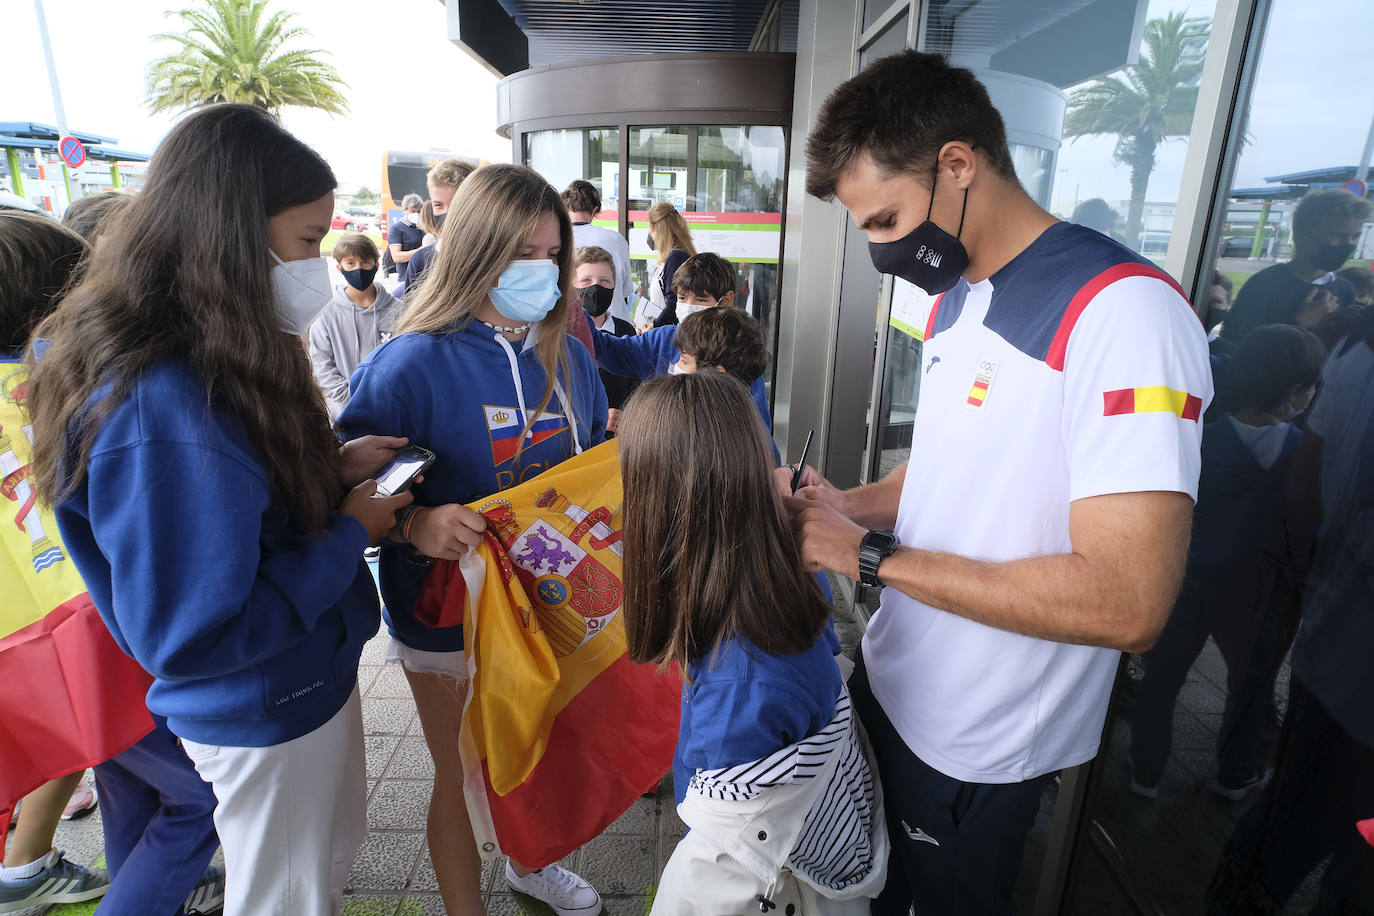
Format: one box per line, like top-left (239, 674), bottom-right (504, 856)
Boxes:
top-left (0, 100), bottom-right (858, 916)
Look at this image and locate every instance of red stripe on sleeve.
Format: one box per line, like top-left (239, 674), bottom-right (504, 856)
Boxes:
top-left (923, 292), bottom-right (946, 341)
top-left (1182, 393), bottom-right (1202, 421)
top-left (1045, 263), bottom-right (1192, 371)
top-left (1102, 388), bottom-right (1136, 416)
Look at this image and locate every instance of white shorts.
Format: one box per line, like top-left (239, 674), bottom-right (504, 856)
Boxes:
top-left (386, 637), bottom-right (468, 681)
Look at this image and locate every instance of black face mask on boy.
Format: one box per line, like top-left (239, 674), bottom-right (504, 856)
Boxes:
top-left (866, 158), bottom-right (970, 296)
top-left (579, 284), bottom-right (615, 318)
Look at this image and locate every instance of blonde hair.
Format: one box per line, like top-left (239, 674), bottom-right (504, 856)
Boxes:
top-left (574, 245), bottom-right (614, 270)
top-left (397, 164), bottom-right (576, 453)
top-left (647, 202), bottom-right (697, 264)
top-left (427, 158), bottom-right (476, 192)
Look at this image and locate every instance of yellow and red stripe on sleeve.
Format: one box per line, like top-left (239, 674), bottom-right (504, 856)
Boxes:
top-left (1102, 386), bottom-right (1202, 421)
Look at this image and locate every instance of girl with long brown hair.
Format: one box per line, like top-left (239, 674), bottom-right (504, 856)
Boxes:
top-left (642, 202), bottom-right (697, 329)
top-left (618, 372), bottom-right (887, 914)
top-left (26, 103), bottom-right (413, 916)
top-left (337, 163), bottom-right (607, 916)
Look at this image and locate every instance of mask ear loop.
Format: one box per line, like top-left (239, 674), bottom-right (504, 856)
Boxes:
top-left (954, 187), bottom-right (969, 240)
top-left (928, 158), bottom-right (970, 240)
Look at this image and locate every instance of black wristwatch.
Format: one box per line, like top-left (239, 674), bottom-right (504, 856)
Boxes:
top-left (858, 530), bottom-right (901, 587)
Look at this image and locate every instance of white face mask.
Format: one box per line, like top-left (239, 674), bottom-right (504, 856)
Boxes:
top-left (269, 250), bottom-right (332, 335)
top-left (676, 303), bottom-right (713, 321)
top-left (668, 361), bottom-right (687, 375)
top-left (409, 212), bottom-right (424, 225)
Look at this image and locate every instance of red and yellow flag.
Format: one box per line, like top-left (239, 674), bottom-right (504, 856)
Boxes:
top-left (1102, 386), bottom-right (1203, 422)
top-left (0, 361), bottom-right (154, 847)
top-left (413, 440), bottom-right (679, 868)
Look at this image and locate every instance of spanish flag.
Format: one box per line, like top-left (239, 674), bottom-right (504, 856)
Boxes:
top-left (1102, 386), bottom-right (1203, 422)
top-left (0, 361), bottom-right (154, 848)
top-left (413, 440), bottom-right (680, 868)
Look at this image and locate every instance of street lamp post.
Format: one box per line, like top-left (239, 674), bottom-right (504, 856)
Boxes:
top-left (33, 0), bottom-right (81, 203)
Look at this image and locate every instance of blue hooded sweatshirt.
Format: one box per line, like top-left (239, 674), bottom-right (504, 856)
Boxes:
top-left (53, 359), bottom-right (378, 749)
top-left (592, 325), bottom-right (779, 463)
top-left (337, 323), bottom-right (608, 652)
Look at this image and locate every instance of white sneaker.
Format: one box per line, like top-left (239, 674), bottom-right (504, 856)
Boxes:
top-left (505, 860), bottom-right (601, 916)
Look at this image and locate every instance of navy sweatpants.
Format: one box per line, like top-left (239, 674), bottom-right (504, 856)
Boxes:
top-left (92, 716), bottom-right (219, 915)
top-left (851, 650), bottom-right (1053, 916)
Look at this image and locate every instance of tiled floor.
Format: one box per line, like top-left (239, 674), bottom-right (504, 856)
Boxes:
top-left (14, 595), bottom-right (1320, 915)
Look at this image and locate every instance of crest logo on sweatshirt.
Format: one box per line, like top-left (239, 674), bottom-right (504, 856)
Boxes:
top-left (484, 404), bottom-right (567, 467)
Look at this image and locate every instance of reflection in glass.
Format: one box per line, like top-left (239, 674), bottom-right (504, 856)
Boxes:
top-left (523, 127), bottom-right (620, 213)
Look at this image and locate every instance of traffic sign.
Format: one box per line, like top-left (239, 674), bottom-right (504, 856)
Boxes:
top-left (58, 136), bottom-right (86, 169)
top-left (1342, 178), bottom-right (1367, 199)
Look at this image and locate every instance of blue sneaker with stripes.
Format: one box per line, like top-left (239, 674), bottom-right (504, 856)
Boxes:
top-left (0, 849), bottom-right (109, 914)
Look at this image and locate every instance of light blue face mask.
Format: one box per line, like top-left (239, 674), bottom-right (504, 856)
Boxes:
top-left (489, 260), bottom-right (561, 323)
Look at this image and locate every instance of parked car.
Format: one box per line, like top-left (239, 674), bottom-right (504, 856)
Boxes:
top-left (345, 206), bottom-right (377, 218)
top-left (331, 212), bottom-right (362, 231)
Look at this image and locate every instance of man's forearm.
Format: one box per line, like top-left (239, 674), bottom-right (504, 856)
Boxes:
top-left (841, 459), bottom-right (906, 529)
top-left (390, 245), bottom-right (415, 263)
top-left (875, 546), bottom-right (1167, 653)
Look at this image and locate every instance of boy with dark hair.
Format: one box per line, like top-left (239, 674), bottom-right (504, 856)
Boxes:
top-left (310, 232), bottom-right (403, 419)
top-left (592, 252), bottom-right (776, 457)
top-left (667, 252), bottom-right (736, 320)
top-left (671, 305), bottom-right (768, 384)
top-left (790, 49), bottom-right (1209, 915)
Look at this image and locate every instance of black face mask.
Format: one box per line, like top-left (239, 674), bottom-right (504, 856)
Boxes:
top-left (647, 233), bottom-right (656, 252)
top-left (579, 283), bottom-right (615, 317)
top-left (867, 161), bottom-right (970, 296)
top-left (1312, 241), bottom-right (1356, 273)
top-left (433, 212), bottom-right (446, 231)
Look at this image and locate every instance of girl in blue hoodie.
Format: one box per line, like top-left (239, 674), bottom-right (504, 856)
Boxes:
top-left (338, 164), bottom-right (607, 916)
top-left (26, 104), bottom-right (414, 916)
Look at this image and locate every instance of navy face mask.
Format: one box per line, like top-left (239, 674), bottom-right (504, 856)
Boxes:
top-left (867, 160), bottom-right (970, 296)
top-left (341, 265), bottom-right (379, 291)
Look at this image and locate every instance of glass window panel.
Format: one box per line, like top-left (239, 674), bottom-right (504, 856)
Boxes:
top-left (627, 126), bottom-right (692, 322)
top-left (1064, 1), bottom-right (1374, 910)
top-left (523, 127), bottom-right (620, 214)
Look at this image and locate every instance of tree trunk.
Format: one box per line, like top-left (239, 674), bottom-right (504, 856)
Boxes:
top-left (1126, 138), bottom-right (1157, 252)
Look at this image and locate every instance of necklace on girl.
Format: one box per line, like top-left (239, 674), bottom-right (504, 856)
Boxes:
top-left (479, 319), bottom-right (531, 335)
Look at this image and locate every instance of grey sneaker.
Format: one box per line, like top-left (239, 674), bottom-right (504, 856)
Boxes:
top-left (0, 849), bottom-right (109, 914)
top-left (181, 865), bottom-right (226, 915)
top-left (505, 860), bottom-right (601, 916)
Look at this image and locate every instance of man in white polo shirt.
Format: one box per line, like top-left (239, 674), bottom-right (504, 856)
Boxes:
top-left (787, 51), bottom-right (1211, 914)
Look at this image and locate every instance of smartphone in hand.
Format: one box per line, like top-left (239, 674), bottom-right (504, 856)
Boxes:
top-left (371, 445), bottom-right (436, 498)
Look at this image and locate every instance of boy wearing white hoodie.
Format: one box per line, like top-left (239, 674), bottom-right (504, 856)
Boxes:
top-left (309, 233), bottom-right (404, 419)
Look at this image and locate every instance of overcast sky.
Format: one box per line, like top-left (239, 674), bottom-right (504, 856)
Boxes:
top-left (3, 0), bottom-right (511, 192)
top-left (2, 0), bottom-right (1369, 209)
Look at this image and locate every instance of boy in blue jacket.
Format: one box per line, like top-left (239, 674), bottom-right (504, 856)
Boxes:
top-left (594, 253), bottom-right (778, 458)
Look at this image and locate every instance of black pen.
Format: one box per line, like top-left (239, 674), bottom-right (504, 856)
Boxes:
top-left (790, 430), bottom-right (815, 494)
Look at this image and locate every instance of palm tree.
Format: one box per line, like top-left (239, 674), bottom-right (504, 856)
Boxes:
top-left (145, 0), bottom-right (348, 117)
top-left (1064, 12), bottom-right (1209, 248)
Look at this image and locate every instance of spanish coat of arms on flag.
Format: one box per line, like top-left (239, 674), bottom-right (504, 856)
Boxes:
top-left (412, 440), bottom-right (680, 869)
top-left (0, 359), bottom-right (155, 847)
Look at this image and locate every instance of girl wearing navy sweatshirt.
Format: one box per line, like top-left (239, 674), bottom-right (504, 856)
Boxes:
top-left (338, 164), bottom-right (607, 916)
top-left (27, 104), bottom-right (414, 916)
top-left (617, 372), bottom-right (887, 914)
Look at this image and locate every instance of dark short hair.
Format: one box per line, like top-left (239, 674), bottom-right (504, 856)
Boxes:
top-left (1292, 189), bottom-right (1373, 242)
top-left (1212, 270), bottom-right (1233, 295)
top-left (671, 252), bottom-right (736, 301)
top-left (61, 191), bottom-right (133, 243)
top-left (562, 180), bottom-right (601, 215)
top-left (1310, 304), bottom-right (1374, 351)
top-left (673, 306), bottom-right (768, 384)
top-left (1228, 324), bottom-right (1326, 411)
top-left (1336, 265), bottom-right (1373, 298)
top-left (805, 49), bottom-right (1017, 200)
top-left (332, 232), bottom-right (379, 263)
top-left (0, 210), bottom-right (87, 352)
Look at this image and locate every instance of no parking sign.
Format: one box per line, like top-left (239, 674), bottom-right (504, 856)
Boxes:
top-left (58, 136), bottom-right (86, 169)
